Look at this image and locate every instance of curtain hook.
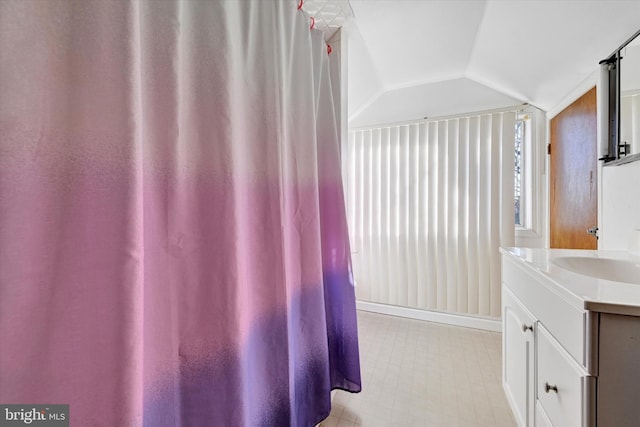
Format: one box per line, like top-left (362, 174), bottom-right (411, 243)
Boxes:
top-left (297, 0), bottom-right (303, 10)
top-left (327, 44), bottom-right (332, 55)
top-left (310, 16), bottom-right (315, 30)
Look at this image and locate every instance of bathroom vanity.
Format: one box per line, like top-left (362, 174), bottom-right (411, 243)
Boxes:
top-left (501, 248), bottom-right (640, 427)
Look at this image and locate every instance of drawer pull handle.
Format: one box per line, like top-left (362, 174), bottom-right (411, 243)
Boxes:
top-left (522, 324), bottom-right (534, 333)
top-left (545, 383), bottom-right (558, 394)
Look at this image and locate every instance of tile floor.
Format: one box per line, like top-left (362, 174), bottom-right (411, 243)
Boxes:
top-left (319, 310), bottom-right (516, 427)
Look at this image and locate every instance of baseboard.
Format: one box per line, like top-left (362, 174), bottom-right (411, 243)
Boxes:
top-left (356, 300), bottom-right (502, 332)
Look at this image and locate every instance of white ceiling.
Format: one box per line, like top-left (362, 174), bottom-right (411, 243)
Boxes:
top-left (347, 0), bottom-right (640, 127)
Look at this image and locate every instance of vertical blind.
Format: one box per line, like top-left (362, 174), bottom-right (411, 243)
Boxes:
top-left (345, 112), bottom-right (516, 318)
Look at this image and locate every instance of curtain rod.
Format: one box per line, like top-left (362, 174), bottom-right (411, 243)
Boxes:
top-left (349, 103), bottom-right (543, 132)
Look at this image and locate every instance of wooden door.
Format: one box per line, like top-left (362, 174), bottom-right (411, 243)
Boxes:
top-left (550, 87), bottom-right (598, 249)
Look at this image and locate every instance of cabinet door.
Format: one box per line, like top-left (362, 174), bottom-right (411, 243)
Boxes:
top-left (535, 401), bottom-right (554, 427)
top-left (598, 313), bottom-right (640, 427)
top-left (503, 288), bottom-right (536, 427)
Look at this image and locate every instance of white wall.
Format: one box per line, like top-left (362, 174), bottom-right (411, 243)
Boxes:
top-left (346, 24), bottom-right (384, 121)
top-left (600, 162), bottom-right (640, 250)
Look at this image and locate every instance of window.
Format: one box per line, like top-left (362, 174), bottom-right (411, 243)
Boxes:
top-left (514, 119), bottom-right (524, 226)
top-left (514, 111), bottom-right (537, 234)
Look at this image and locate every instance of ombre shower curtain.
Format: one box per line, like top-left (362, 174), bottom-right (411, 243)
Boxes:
top-left (0, 1), bottom-right (361, 426)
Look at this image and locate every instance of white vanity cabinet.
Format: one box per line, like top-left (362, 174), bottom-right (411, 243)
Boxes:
top-left (501, 248), bottom-right (640, 427)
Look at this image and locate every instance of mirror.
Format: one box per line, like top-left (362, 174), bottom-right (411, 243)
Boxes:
top-left (601, 29), bottom-right (640, 165)
top-left (620, 35), bottom-right (640, 158)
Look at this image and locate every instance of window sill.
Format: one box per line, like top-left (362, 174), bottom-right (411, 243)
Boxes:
top-left (515, 227), bottom-right (541, 239)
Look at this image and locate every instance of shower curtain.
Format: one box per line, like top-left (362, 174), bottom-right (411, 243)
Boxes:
top-left (0, 1), bottom-right (360, 426)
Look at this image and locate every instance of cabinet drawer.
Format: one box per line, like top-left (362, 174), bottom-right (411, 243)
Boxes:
top-left (503, 256), bottom-right (587, 368)
top-left (536, 324), bottom-right (594, 427)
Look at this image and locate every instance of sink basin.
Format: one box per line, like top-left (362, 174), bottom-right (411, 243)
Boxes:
top-left (552, 256), bottom-right (640, 285)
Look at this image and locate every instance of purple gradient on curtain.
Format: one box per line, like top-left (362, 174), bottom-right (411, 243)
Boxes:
top-left (141, 284), bottom-right (335, 427)
top-left (310, 30), bottom-right (361, 395)
top-left (0, 0), bottom-right (360, 426)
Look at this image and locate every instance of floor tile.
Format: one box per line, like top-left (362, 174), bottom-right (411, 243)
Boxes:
top-left (318, 310), bottom-right (516, 426)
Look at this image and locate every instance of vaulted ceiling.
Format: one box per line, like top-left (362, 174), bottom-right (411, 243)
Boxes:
top-left (347, 0), bottom-right (640, 127)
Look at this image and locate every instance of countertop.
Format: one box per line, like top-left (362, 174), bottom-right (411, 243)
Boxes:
top-left (500, 247), bottom-right (640, 316)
